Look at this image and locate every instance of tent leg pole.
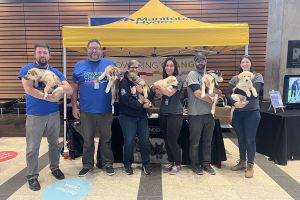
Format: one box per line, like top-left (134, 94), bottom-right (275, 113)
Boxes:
top-left (245, 45), bottom-right (248, 55)
top-left (63, 48), bottom-right (69, 159)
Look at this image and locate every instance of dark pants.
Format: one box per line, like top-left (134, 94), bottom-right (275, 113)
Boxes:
top-left (119, 114), bottom-right (150, 166)
top-left (159, 114), bottom-right (183, 165)
top-left (80, 112), bottom-right (114, 169)
top-left (188, 114), bottom-right (215, 166)
top-left (232, 110), bottom-right (261, 164)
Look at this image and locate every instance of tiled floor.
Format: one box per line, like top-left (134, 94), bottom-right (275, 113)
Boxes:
top-left (1, 115), bottom-right (300, 200)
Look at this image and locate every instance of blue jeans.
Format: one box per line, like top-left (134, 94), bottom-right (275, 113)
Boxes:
top-left (119, 114), bottom-right (150, 166)
top-left (232, 110), bottom-right (261, 164)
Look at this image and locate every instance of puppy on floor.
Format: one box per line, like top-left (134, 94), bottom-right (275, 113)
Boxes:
top-left (24, 67), bottom-right (63, 100)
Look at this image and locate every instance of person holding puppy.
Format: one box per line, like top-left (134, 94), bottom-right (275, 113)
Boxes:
top-left (18, 44), bottom-right (73, 191)
top-left (71, 39), bottom-right (115, 177)
top-left (152, 57), bottom-right (184, 175)
top-left (226, 55), bottom-right (264, 178)
top-left (118, 60), bottom-right (152, 175)
top-left (186, 52), bottom-right (221, 176)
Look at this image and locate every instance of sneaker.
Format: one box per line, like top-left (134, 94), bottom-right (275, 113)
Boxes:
top-left (28, 178), bottom-right (41, 191)
top-left (124, 166), bottom-right (133, 175)
top-left (192, 165), bottom-right (203, 175)
top-left (142, 165), bottom-right (152, 175)
top-left (51, 169), bottom-right (65, 180)
top-left (105, 166), bottom-right (115, 176)
top-left (169, 165), bottom-right (181, 175)
top-left (203, 165), bottom-right (216, 175)
top-left (162, 163), bottom-right (173, 173)
top-left (96, 162), bottom-right (103, 169)
top-left (78, 168), bottom-right (93, 177)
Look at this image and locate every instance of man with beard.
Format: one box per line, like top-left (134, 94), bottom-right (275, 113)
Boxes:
top-left (71, 39), bottom-right (115, 176)
top-left (186, 52), bottom-right (221, 176)
top-left (18, 44), bottom-right (73, 191)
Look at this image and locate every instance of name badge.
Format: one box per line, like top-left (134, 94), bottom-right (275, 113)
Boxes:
top-left (165, 99), bottom-right (169, 106)
top-left (94, 81), bottom-right (99, 90)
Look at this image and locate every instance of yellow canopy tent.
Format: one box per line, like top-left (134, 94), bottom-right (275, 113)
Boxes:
top-left (62, 0), bottom-right (249, 57)
top-left (61, 0), bottom-right (249, 158)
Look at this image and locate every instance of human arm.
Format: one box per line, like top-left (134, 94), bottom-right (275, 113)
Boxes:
top-left (71, 83), bottom-right (80, 119)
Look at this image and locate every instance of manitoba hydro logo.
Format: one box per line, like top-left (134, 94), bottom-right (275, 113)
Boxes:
top-left (120, 16), bottom-right (192, 24)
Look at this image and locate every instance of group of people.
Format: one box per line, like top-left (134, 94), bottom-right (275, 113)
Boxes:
top-left (19, 39), bottom-right (264, 191)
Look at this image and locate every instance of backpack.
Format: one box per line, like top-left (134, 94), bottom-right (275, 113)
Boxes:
top-left (61, 121), bottom-right (83, 159)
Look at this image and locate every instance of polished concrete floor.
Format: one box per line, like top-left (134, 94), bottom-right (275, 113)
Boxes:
top-left (0, 114), bottom-right (300, 200)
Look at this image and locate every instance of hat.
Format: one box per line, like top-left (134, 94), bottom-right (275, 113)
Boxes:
top-left (194, 52), bottom-right (207, 61)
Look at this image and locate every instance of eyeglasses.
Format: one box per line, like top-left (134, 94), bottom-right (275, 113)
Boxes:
top-left (88, 47), bottom-right (101, 51)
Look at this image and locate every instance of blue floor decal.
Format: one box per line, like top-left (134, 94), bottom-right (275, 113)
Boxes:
top-left (42, 178), bottom-right (92, 200)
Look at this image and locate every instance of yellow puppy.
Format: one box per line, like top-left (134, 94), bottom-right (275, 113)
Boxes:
top-left (231, 71), bottom-right (257, 102)
top-left (153, 76), bottom-right (178, 92)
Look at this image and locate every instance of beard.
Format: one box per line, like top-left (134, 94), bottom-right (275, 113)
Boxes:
top-left (88, 53), bottom-right (101, 62)
top-left (37, 58), bottom-right (48, 67)
top-left (196, 63), bottom-right (206, 74)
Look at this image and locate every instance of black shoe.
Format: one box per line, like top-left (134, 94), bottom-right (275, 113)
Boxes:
top-left (124, 166), bottom-right (133, 175)
top-left (96, 162), bottom-right (103, 169)
top-left (192, 165), bottom-right (203, 175)
top-left (78, 168), bottom-right (93, 177)
top-left (105, 166), bottom-right (115, 176)
top-left (142, 165), bottom-right (152, 175)
top-left (52, 169), bottom-right (65, 180)
top-left (203, 165), bottom-right (216, 175)
top-left (28, 178), bottom-right (41, 191)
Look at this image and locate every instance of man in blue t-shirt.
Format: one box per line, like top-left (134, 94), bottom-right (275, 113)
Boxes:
top-left (18, 44), bottom-right (72, 191)
top-left (71, 39), bottom-right (115, 177)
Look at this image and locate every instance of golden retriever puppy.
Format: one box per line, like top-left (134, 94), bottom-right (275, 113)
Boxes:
top-left (24, 67), bottom-right (63, 99)
top-left (201, 70), bottom-right (223, 115)
top-left (231, 71), bottom-right (257, 102)
top-left (97, 65), bottom-right (120, 106)
top-left (153, 76), bottom-right (178, 92)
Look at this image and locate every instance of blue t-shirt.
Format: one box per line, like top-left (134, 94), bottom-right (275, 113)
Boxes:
top-left (72, 58), bottom-right (115, 113)
top-left (18, 63), bottom-right (66, 115)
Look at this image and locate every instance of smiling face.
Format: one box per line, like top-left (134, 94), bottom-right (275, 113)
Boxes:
top-left (240, 57), bottom-right (252, 72)
top-left (87, 41), bottom-right (102, 62)
top-left (165, 60), bottom-right (175, 76)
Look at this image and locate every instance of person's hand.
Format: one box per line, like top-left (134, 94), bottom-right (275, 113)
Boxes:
top-left (214, 89), bottom-right (222, 96)
top-left (143, 102), bottom-right (152, 108)
top-left (234, 100), bottom-right (248, 108)
top-left (46, 94), bottom-right (61, 103)
top-left (201, 94), bottom-right (213, 104)
top-left (72, 105), bottom-right (80, 119)
top-left (135, 84), bottom-right (143, 93)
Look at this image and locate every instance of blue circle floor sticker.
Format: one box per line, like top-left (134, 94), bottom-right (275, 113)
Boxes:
top-left (42, 178), bottom-right (92, 200)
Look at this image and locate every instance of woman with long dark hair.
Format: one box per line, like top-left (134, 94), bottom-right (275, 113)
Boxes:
top-left (226, 55), bottom-right (264, 178)
top-left (152, 57), bottom-right (184, 175)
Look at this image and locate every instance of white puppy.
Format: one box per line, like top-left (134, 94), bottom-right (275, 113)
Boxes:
top-left (201, 70), bottom-right (223, 115)
top-left (25, 67), bottom-right (63, 99)
top-left (97, 65), bottom-right (120, 106)
top-left (231, 71), bottom-right (257, 102)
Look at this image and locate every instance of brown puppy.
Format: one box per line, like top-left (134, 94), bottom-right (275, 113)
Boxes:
top-left (127, 72), bottom-right (149, 100)
top-left (24, 67), bottom-right (63, 99)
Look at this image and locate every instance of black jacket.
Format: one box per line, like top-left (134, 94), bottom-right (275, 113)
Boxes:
top-left (118, 71), bottom-right (147, 118)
